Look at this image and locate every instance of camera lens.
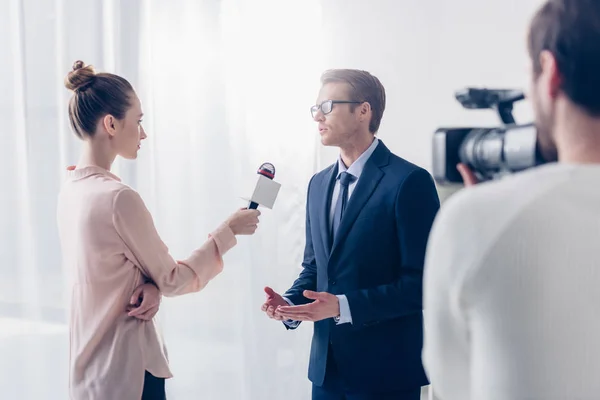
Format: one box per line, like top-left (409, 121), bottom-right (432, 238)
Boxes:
top-left (458, 124), bottom-right (539, 181)
top-left (459, 128), bottom-right (505, 179)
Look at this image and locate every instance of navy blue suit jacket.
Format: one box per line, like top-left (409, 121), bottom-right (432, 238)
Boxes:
top-left (283, 140), bottom-right (440, 393)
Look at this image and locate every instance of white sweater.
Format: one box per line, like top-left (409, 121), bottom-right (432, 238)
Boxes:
top-left (423, 163), bottom-right (600, 400)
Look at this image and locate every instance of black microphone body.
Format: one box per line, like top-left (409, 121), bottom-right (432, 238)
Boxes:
top-left (248, 162), bottom-right (276, 209)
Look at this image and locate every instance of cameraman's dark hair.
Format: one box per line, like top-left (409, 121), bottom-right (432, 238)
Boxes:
top-left (528, 0), bottom-right (600, 116)
top-left (321, 69), bottom-right (386, 134)
top-left (64, 60), bottom-right (134, 139)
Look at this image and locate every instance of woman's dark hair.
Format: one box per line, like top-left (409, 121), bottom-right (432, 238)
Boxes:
top-left (64, 60), bottom-right (134, 138)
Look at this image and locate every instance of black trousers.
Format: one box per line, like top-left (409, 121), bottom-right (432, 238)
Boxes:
top-left (312, 347), bottom-right (421, 400)
top-left (142, 371), bottom-right (166, 400)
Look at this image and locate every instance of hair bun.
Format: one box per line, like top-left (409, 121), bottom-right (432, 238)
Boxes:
top-left (72, 60), bottom-right (85, 71)
top-left (64, 60), bottom-right (97, 92)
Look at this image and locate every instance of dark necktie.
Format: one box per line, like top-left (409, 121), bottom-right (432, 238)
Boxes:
top-left (332, 171), bottom-right (356, 242)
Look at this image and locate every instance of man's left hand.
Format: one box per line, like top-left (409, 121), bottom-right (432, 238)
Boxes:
top-left (275, 290), bottom-right (340, 322)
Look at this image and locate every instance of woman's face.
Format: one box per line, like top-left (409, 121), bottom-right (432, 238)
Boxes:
top-left (111, 92), bottom-right (147, 160)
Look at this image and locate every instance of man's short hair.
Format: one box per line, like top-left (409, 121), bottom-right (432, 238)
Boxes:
top-left (320, 69), bottom-right (386, 133)
top-left (528, 0), bottom-right (600, 116)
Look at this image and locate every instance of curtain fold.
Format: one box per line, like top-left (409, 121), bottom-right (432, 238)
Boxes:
top-left (0, 1), bottom-right (323, 398)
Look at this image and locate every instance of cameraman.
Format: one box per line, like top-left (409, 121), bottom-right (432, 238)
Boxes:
top-left (422, 1), bottom-right (600, 399)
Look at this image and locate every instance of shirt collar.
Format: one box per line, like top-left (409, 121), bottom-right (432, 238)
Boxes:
top-left (337, 137), bottom-right (380, 180)
top-left (66, 165), bottom-right (122, 182)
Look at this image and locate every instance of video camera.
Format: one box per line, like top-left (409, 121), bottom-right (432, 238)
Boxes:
top-left (432, 88), bottom-right (546, 184)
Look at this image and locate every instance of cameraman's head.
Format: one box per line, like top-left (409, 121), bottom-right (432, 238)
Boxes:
top-left (528, 0), bottom-right (600, 162)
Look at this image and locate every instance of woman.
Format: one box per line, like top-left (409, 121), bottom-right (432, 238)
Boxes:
top-left (57, 60), bottom-right (260, 400)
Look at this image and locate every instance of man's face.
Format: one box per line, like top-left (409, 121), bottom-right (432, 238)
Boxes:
top-left (313, 82), bottom-right (362, 147)
top-left (528, 53), bottom-right (559, 162)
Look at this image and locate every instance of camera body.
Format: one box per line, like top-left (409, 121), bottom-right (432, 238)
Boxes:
top-left (432, 88), bottom-right (545, 184)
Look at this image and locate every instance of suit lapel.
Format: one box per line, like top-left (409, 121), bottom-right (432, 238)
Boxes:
top-left (330, 141), bottom-right (390, 259)
top-left (319, 163), bottom-right (338, 255)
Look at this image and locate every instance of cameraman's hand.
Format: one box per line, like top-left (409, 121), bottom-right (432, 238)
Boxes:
top-left (226, 208), bottom-right (261, 235)
top-left (457, 163), bottom-right (479, 187)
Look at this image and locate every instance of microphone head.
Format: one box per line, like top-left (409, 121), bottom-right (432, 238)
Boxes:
top-left (257, 162), bottom-right (275, 180)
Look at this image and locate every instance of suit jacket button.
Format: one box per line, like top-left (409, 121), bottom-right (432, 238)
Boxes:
top-left (331, 281), bottom-right (336, 285)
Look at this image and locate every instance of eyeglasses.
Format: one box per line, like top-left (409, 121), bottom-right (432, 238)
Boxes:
top-left (310, 100), bottom-right (363, 118)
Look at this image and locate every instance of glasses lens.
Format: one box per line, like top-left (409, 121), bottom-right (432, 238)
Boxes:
top-left (310, 105), bottom-right (318, 118)
top-left (322, 100), bottom-right (333, 114)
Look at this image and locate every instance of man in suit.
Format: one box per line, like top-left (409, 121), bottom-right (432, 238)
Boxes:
top-left (261, 69), bottom-right (440, 400)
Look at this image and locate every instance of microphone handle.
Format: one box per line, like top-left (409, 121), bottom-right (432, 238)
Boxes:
top-left (248, 201), bottom-right (259, 210)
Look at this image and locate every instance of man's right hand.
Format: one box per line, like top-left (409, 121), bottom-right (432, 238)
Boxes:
top-left (226, 208), bottom-right (261, 235)
top-left (457, 163), bottom-right (479, 187)
top-left (261, 286), bottom-right (288, 321)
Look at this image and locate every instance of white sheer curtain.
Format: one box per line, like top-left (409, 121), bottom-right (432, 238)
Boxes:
top-left (0, 0), bottom-right (325, 398)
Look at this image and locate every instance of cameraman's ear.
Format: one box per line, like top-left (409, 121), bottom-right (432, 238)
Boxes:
top-left (539, 50), bottom-right (561, 98)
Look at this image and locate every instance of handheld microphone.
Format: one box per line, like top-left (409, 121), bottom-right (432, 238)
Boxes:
top-left (244, 162), bottom-right (281, 210)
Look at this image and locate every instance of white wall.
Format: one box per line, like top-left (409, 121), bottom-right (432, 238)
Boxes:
top-left (317, 0), bottom-right (544, 200)
top-left (315, 2), bottom-right (545, 398)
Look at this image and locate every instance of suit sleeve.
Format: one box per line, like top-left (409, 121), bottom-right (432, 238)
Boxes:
top-left (112, 187), bottom-right (237, 297)
top-left (344, 168), bottom-right (440, 326)
top-left (282, 176), bottom-right (318, 328)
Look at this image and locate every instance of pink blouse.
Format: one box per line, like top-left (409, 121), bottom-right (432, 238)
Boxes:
top-left (57, 166), bottom-right (236, 399)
